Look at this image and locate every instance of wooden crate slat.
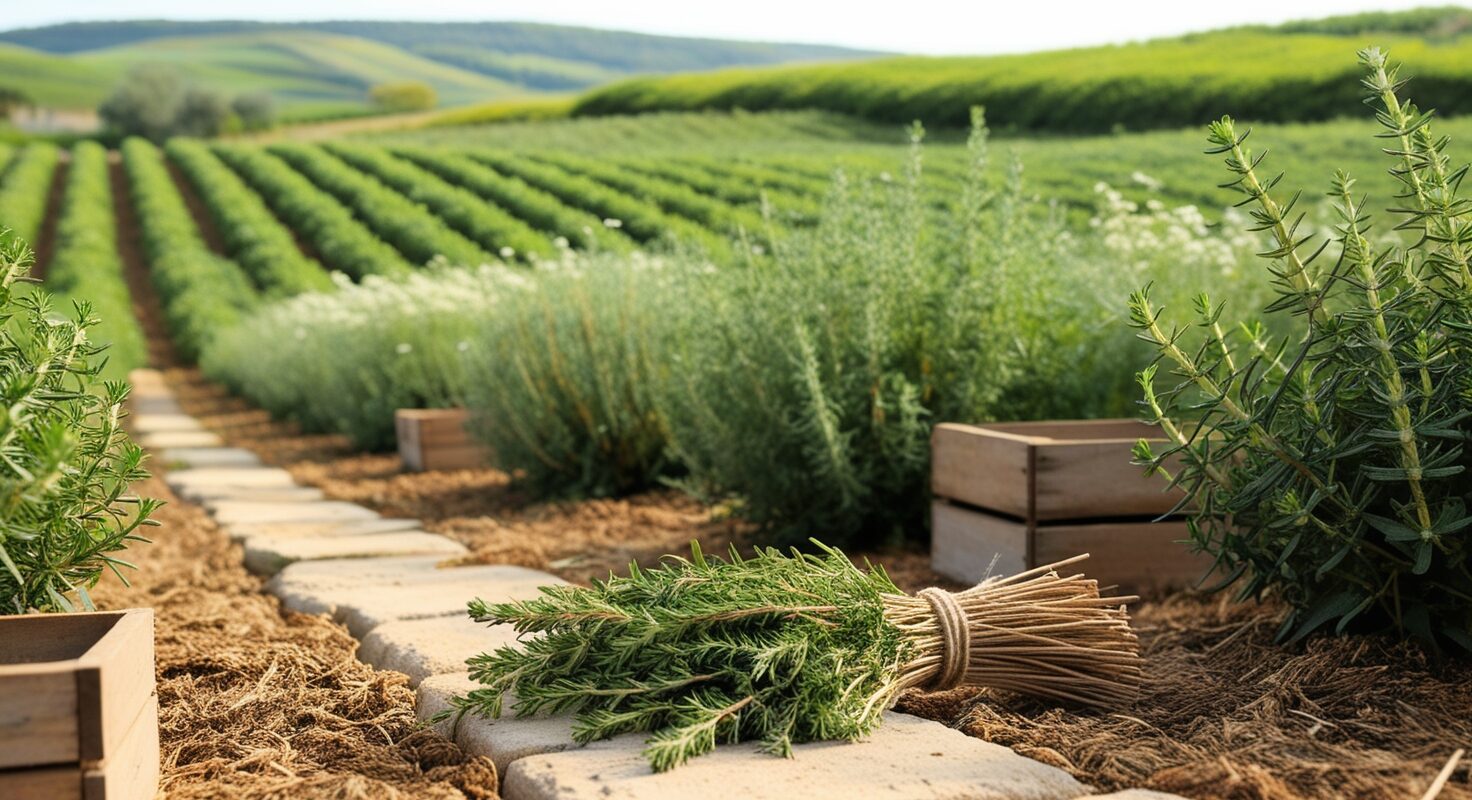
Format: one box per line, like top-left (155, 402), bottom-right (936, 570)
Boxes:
top-left (1033, 520), bottom-right (1213, 591)
top-left (930, 500), bottom-right (1028, 583)
top-left (0, 666), bottom-right (79, 769)
top-left (83, 695), bottom-right (159, 800)
top-left (930, 423), bottom-right (1031, 518)
top-left (0, 765), bottom-right (81, 800)
top-left (75, 609), bottom-right (155, 762)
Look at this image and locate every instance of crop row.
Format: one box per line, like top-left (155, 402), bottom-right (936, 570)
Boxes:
top-left (394, 148), bottom-right (636, 254)
top-left (530, 151), bottom-right (771, 241)
top-left (0, 143), bottom-right (59, 247)
top-left (324, 143), bottom-right (555, 262)
top-left (121, 138), bottom-right (259, 359)
top-left (470, 151), bottom-right (733, 259)
top-left (167, 139), bottom-right (334, 298)
top-left (617, 157), bottom-right (822, 224)
top-left (212, 145), bottom-right (411, 280)
top-left (45, 141), bottom-right (147, 377)
top-left (268, 143), bottom-right (493, 268)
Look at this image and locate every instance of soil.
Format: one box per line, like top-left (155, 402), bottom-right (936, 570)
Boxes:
top-left (89, 472), bottom-right (498, 799)
top-left (30, 150), bottom-right (68, 277)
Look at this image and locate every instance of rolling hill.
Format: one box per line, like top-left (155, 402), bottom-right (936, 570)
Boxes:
top-left (0, 20), bottom-right (879, 112)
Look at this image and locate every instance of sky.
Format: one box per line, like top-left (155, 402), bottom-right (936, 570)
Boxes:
top-left (1, 0), bottom-right (1455, 54)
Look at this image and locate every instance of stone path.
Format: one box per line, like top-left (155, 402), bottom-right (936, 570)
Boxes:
top-left (128, 369), bottom-right (1185, 800)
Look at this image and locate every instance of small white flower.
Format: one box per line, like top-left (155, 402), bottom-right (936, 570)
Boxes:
top-left (603, 218), bottom-right (622, 229)
top-left (553, 236), bottom-right (570, 249)
top-left (396, 343), bottom-right (413, 355)
top-left (499, 246), bottom-right (516, 259)
top-left (457, 340), bottom-right (470, 352)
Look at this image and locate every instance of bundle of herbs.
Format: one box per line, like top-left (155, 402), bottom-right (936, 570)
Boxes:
top-left (451, 543), bottom-right (1140, 771)
top-left (1132, 48), bottom-right (1472, 650)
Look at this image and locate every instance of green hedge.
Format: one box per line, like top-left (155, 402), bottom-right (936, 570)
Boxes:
top-left (166, 139), bottom-right (333, 297)
top-left (269, 144), bottom-right (492, 267)
top-left (213, 144), bottom-right (411, 280)
top-left (0, 143), bottom-right (59, 247)
top-left (325, 143), bottom-right (554, 261)
top-left (44, 141), bottom-right (147, 378)
top-left (121, 137), bottom-right (257, 359)
top-left (573, 32), bottom-right (1472, 133)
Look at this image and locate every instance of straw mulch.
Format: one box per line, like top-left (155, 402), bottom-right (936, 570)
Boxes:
top-left (898, 592), bottom-right (1472, 800)
top-left (91, 473), bottom-right (498, 799)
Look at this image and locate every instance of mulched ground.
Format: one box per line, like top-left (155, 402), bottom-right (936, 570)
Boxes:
top-left (163, 365), bottom-right (1471, 800)
top-left (91, 467), bottom-right (498, 798)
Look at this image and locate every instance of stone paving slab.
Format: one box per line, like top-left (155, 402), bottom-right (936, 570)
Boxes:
top-left (269, 555), bottom-right (459, 614)
top-left (130, 396), bottom-right (185, 416)
top-left (226, 517), bottom-right (424, 543)
top-left (417, 673), bottom-right (581, 774)
top-left (358, 615), bottom-right (522, 686)
top-left (277, 562), bottom-right (541, 620)
top-left (158, 447), bottom-right (262, 469)
top-left (138, 429), bottom-right (225, 449)
top-left (331, 564), bottom-right (562, 638)
top-left (131, 413), bottom-right (204, 434)
top-left (166, 466), bottom-right (298, 492)
top-left (200, 487), bottom-right (327, 508)
top-left (242, 531), bottom-right (467, 576)
top-left (211, 500), bottom-right (381, 527)
top-left (501, 711), bottom-right (1087, 800)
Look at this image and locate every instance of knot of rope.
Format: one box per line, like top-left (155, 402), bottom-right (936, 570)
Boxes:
top-left (917, 587), bottom-right (970, 691)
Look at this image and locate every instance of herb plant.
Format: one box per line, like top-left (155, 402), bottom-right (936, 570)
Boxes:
top-left (0, 239), bottom-right (161, 614)
top-left (1132, 48), bottom-right (1472, 649)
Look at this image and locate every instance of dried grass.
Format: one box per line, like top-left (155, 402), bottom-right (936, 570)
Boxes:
top-left (898, 592), bottom-right (1472, 799)
top-left (90, 473), bottom-right (497, 799)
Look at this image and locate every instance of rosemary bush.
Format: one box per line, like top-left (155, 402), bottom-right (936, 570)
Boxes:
top-left (1133, 49), bottom-right (1472, 649)
top-left (0, 240), bottom-right (160, 614)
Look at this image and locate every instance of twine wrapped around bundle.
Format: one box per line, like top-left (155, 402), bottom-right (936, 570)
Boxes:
top-left (452, 544), bottom-right (1143, 771)
top-left (884, 554), bottom-right (1143, 708)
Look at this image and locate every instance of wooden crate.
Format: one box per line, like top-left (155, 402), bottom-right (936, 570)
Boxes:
top-left (0, 608), bottom-right (159, 800)
top-left (930, 420), bottom-right (1211, 590)
top-left (395, 408), bottom-right (492, 472)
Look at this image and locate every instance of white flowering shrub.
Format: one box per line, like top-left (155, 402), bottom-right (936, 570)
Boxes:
top-left (201, 264), bottom-right (530, 448)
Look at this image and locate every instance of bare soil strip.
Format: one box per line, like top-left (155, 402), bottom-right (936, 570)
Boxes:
top-left (108, 151), bottom-right (178, 368)
top-left (165, 157), bottom-right (229, 256)
top-left (30, 150), bottom-right (68, 277)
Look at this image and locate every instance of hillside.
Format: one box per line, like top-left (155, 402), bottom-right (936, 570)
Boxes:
top-left (0, 20), bottom-right (879, 111)
top-left (572, 9), bottom-right (1472, 132)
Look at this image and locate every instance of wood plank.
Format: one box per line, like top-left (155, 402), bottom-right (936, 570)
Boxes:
top-left (74, 609), bottom-right (154, 762)
top-left (82, 695), bottom-right (158, 800)
top-left (930, 424), bottom-right (1030, 518)
top-left (1033, 439), bottom-right (1181, 520)
top-left (0, 666), bottom-right (79, 769)
top-left (1034, 520), bottom-right (1214, 592)
top-left (929, 501), bottom-right (1028, 586)
top-left (0, 765), bottom-right (81, 800)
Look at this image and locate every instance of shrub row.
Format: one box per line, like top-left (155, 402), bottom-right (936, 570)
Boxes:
top-left (324, 143), bottom-right (554, 261)
top-left (44, 141), bottom-right (147, 378)
top-left (617, 157), bottom-right (822, 224)
top-left (394, 148), bottom-right (636, 254)
top-left (204, 125), bottom-right (1272, 544)
top-left (268, 144), bottom-right (493, 268)
top-left (166, 139), bottom-right (333, 297)
top-left (121, 137), bottom-right (258, 359)
top-left (0, 143), bottom-right (59, 247)
top-left (529, 151), bottom-right (771, 240)
top-left (213, 145), bottom-right (411, 280)
top-left (572, 32), bottom-right (1472, 133)
top-left (202, 265), bottom-right (521, 450)
top-left (471, 151), bottom-right (732, 259)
